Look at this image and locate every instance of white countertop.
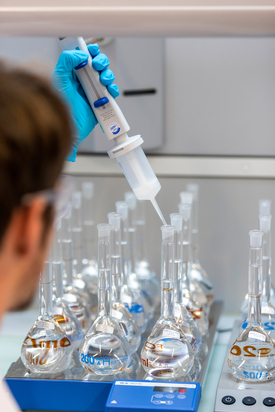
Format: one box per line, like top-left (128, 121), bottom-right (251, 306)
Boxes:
top-left (0, 311), bottom-right (236, 412)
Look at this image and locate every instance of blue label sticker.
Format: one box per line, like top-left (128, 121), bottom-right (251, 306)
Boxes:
top-left (108, 122), bottom-right (121, 135)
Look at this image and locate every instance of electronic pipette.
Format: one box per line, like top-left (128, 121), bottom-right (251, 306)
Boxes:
top-left (59, 37), bottom-right (166, 226)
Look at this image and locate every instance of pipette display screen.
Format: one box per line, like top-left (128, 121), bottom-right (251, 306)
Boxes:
top-left (153, 386), bottom-right (187, 393)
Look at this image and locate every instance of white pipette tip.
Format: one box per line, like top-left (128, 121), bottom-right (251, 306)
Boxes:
top-left (116, 201), bottom-right (128, 220)
top-left (151, 198), bottom-right (167, 226)
top-left (97, 223), bottom-right (111, 237)
top-left (108, 212), bottom-right (121, 229)
top-left (82, 182), bottom-right (94, 199)
top-left (178, 203), bottom-right (192, 220)
top-left (259, 199), bottom-right (271, 215)
top-left (249, 230), bottom-right (263, 248)
top-left (180, 191), bottom-right (193, 205)
top-left (161, 225), bottom-right (175, 241)
top-left (170, 213), bottom-right (183, 231)
top-left (124, 192), bottom-right (137, 210)
top-left (259, 215), bottom-right (272, 232)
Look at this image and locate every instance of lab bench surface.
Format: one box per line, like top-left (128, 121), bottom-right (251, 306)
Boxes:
top-left (0, 310), bottom-right (236, 412)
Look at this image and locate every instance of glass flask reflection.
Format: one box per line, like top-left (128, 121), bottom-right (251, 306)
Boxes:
top-left (141, 226), bottom-right (194, 379)
top-left (21, 262), bottom-right (73, 374)
top-left (115, 201), bottom-right (146, 333)
top-left (228, 230), bottom-right (275, 382)
top-left (108, 212), bottom-right (141, 353)
top-left (79, 223), bottom-right (131, 375)
top-left (178, 204), bottom-right (209, 336)
top-left (170, 213), bottom-right (202, 355)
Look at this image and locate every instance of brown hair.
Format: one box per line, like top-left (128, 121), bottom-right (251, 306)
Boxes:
top-left (0, 64), bottom-right (74, 241)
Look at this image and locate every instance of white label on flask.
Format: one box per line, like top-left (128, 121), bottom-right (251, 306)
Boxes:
top-left (112, 309), bottom-right (123, 320)
top-left (174, 309), bottom-right (181, 318)
top-left (63, 294), bottom-right (77, 303)
top-left (123, 295), bottom-right (132, 305)
top-left (38, 321), bottom-right (55, 330)
top-left (96, 324), bottom-right (114, 334)
top-left (163, 329), bottom-right (180, 339)
top-left (53, 307), bottom-right (63, 315)
top-left (248, 331), bottom-right (266, 341)
top-left (262, 306), bottom-right (275, 315)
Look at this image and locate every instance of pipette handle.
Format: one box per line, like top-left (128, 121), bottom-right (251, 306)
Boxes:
top-left (59, 37), bottom-right (130, 141)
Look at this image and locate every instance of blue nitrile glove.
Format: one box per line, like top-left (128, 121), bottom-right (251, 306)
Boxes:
top-left (52, 44), bottom-right (119, 161)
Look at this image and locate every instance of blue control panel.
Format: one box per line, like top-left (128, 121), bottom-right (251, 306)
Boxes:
top-left (106, 380), bottom-right (201, 412)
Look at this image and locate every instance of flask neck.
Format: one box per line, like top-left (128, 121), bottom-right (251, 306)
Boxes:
top-left (62, 239), bottom-right (74, 285)
top-left (135, 200), bottom-right (147, 266)
top-left (161, 280), bottom-right (174, 318)
top-left (262, 230), bottom-right (271, 302)
top-left (247, 295), bottom-right (261, 325)
top-left (52, 226), bottom-right (63, 298)
top-left (247, 245), bottom-right (262, 325)
top-left (182, 217), bottom-right (192, 289)
top-left (110, 226), bottom-right (122, 303)
top-left (40, 262), bottom-right (53, 318)
top-left (98, 233), bottom-right (111, 316)
top-left (190, 193), bottom-right (199, 263)
top-left (120, 216), bottom-right (131, 286)
top-left (161, 235), bottom-right (175, 318)
top-left (71, 202), bottom-right (83, 274)
top-left (174, 229), bottom-right (183, 304)
top-left (98, 269), bottom-right (111, 316)
top-left (53, 262), bottom-right (63, 299)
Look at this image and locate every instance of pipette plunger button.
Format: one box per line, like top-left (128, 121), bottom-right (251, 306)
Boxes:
top-left (242, 397), bottom-right (256, 406)
top-left (74, 60), bottom-right (88, 70)
top-left (222, 396), bottom-right (235, 405)
top-left (263, 397), bottom-right (275, 407)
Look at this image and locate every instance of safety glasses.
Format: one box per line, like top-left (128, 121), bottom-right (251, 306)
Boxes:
top-left (21, 174), bottom-right (74, 223)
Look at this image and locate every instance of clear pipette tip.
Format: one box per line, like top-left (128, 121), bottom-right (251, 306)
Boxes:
top-left (151, 198), bottom-right (167, 226)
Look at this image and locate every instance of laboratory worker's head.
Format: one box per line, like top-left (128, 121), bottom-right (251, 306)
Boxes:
top-left (0, 64), bottom-right (73, 318)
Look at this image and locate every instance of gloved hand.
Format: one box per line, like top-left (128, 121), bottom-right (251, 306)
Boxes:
top-left (52, 44), bottom-right (119, 161)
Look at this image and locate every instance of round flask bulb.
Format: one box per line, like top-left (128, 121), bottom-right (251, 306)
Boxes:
top-left (21, 317), bottom-right (73, 374)
top-left (140, 322), bottom-right (194, 379)
top-left (227, 327), bottom-right (275, 382)
top-left (79, 317), bottom-right (131, 375)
